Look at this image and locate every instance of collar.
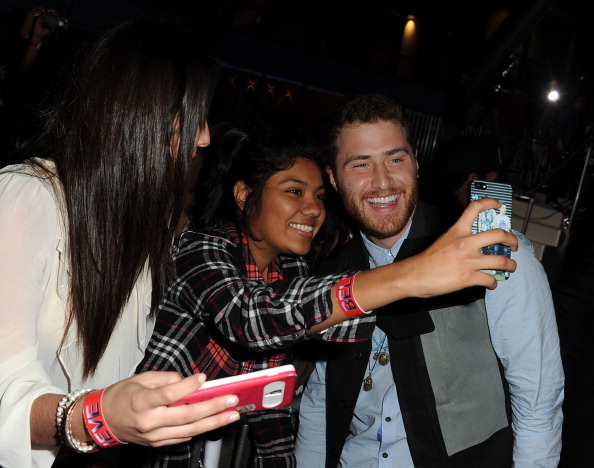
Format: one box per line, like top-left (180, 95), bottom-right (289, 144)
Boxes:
top-left (361, 223), bottom-right (412, 268)
top-left (235, 228), bottom-right (283, 282)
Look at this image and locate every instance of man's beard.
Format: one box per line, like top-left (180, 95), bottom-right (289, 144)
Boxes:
top-left (338, 181), bottom-right (419, 240)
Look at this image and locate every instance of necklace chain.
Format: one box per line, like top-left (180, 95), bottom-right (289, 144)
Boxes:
top-left (364, 332), bottom-right (389, 391)
top-left (364, 250), bottom-right (393, 391)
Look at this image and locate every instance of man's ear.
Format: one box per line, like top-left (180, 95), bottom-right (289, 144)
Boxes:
top-left (326, 166), bottom-right (338, 191)
top-left (233, 180), bottom-right (251, 211)
top-left (465, 171), bottom-right (479, 185)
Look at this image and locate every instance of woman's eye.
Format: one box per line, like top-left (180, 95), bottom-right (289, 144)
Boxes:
top-left (315, 193), bottom-right (327, 201)
top-left (288, 189), bottom-right (302, 195)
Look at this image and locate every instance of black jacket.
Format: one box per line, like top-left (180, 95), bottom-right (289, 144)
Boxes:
top-left (318, 203), bottom-right (512, 468)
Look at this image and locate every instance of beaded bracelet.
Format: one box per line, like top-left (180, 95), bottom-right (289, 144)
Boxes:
top-left (336, 273), bottom-right (369, 318)
top-left (83, 389), bottom-right (125, 448)
top-left (56, 388), bottom-right (98, 453)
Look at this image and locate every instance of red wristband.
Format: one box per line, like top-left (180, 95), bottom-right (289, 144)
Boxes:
top-left (83, 389), bottom-right (125, 448)
top-left (29, 41), bottom-right (41, 50)
top-left (336, 274), bottom-right (367, 318)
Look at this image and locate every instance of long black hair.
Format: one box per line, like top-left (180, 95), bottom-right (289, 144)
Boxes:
top-left (30, 20), bottom-right (219, 377)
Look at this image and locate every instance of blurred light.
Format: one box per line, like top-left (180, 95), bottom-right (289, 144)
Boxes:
top-left (547, 89), bottom-right (560, 102)
top-left (403, 16), bottom-right (416, 39)
top-left (246, 78), bottom-right (258, 91)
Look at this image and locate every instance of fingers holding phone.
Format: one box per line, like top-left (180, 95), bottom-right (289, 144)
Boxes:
top-left (468, 181), bottom-right (514, 280)
top-left (99, 372), bottom-right (240, 447)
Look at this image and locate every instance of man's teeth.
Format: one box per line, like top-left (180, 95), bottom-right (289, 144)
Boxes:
top-left (290, 223), bottom-right (314, 232)
top-left (367, 194), bottom-right (397, 204)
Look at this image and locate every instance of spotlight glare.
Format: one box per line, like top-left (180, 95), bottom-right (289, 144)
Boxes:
top-left (547, 90), bottom-right (560, 102)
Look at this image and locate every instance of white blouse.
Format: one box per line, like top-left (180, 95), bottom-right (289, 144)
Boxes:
top-left (0, 161), bottom-right (155, 468)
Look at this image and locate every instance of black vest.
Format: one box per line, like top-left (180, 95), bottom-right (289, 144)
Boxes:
top-left (318, 203), bottom-right (512, 468)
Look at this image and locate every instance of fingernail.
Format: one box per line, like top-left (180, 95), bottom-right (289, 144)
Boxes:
top-left (226, 396), bottom-right (239, 407)
top-left (228, 412), bottom-right (240, 423)
top-left (196, 373), bottom-right (206, 384)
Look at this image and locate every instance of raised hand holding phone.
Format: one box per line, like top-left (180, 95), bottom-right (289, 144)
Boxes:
top-left (469, 180), bottom-right (514, 280)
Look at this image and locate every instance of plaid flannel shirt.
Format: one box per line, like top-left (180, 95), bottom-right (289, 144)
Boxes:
top-left (138, 225), bottom-right (375, 467)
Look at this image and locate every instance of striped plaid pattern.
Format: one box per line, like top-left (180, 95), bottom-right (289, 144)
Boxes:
top-left (138, 226), bottom-right (375, 467)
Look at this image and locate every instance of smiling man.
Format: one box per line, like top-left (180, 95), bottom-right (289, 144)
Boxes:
top-left (295, 94), bottom-right (564, 468)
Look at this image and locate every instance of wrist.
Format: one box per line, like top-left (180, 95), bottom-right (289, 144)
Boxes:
top-left (70, 397), bottom-right (92, 442)
top-left (56, 388), bottom-right (98, 453)
top-left (336, 273), bottom-right (370, 318)
top-left (83, 389), bottom-right (126, 448)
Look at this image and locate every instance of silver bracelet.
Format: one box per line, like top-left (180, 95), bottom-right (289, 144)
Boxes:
top-left (55, 388), bottom-right (98, 453)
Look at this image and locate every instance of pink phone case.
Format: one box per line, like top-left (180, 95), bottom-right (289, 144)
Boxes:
top-left (170, 364), bottom-right (297, 413)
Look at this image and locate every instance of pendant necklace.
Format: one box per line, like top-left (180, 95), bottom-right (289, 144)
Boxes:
top-left (363, 332), bottom-right (389, 391)
top-left (364, 251), bottom-right (392, 391)
top-left (372, 334), bottom-right (391, 366)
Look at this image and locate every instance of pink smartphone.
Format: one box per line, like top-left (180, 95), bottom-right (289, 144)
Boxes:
top-left (170, 364), bottom-right (297, 413)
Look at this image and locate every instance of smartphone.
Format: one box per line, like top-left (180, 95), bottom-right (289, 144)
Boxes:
top-left (469, 180), bottom-right (513, 281)
top-left (170, 365), bottom-right (297, 413)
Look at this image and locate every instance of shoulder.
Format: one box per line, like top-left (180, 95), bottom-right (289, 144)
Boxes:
top-left (0, 161), bottom-right (61, 218)
top-left (173, 226), bottom-right (243, 267)
top-left (486, 230), bottom-right (549, 303)
top-left (510, 230), bottom-right (538, 264)
top-left (1, 160), bottom-right (52, 189)
top-left (177, 226), bottom-right (237, 251)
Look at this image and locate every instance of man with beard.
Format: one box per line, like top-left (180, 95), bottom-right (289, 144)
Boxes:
top-left (295, 94), bottom-right (564, 467)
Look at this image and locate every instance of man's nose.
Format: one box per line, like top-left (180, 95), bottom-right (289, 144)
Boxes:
top-left (371, 165), bottom-right (392, 190)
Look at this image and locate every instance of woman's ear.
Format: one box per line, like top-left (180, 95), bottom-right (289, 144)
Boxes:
top-left (233, 180), bottom-right (251, 211)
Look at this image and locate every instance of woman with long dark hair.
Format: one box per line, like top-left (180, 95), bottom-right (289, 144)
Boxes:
top-left (0, 21), bottom-right (241, 467)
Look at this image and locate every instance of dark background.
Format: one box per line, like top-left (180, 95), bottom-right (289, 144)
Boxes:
top-left (2, 0), bottom-right (593, 167)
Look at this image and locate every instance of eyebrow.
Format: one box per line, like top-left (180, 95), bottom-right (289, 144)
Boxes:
top-left (386, 146), bottom-right (412, 156)
top-left (342, 147), bottom-right (412, 168)
top-left (279, 177), bottom-right (325, 191)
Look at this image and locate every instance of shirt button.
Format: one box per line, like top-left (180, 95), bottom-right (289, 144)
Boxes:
top-left (382, 453), bottom-right (389, 458)
top-left (353, 351), bottom-right (362, 359)
top-left (340, 399), bottom-right (349, 409)
top-left (385, 417), bottom-right (392, 422)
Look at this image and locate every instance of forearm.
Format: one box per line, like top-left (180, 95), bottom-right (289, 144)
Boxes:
top-left (30, 393), bottom-right (60, 445)
top-left (311, 225), bottom-right (518, 334)
top-left (308, 263), bottom-right (414, 334)
top-left (32, 392), bottom-right (100, 448)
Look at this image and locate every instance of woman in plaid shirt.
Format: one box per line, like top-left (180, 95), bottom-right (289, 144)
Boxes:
top-left (137, 122), bottom-right (518, 467)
